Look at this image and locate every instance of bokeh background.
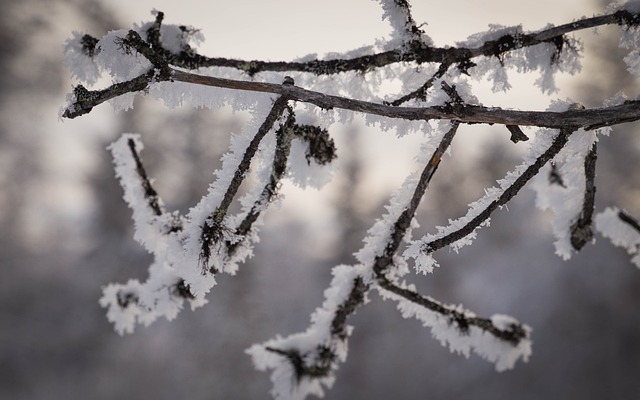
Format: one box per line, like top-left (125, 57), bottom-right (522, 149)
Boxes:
top-left (3, 1), bottom-right (640, 399)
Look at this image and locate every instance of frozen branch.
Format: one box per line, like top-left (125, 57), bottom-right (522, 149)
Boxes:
top-left (71, 9), bottom-right (639, 77)
top-left (126, 137), bottom-right (163, 217)
top-left (570, 142), bottom-right (598, 250)
top-left (64, 67), bottom-right (640, 131)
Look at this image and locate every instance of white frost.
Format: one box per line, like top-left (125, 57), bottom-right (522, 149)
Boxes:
top-left (595, 207), bottom-right (640, 268)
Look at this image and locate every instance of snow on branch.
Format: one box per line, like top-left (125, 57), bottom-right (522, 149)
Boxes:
top-left (377, 0), bottom-right (431, 48)
top-left (595, 207), bottom-right (640, 268)
top-left (531, 120), bottom-right (600, 259)
top-left (61, 1), bottom-right (640, 398)
top-left (375, 277), bottom-right (531, 372)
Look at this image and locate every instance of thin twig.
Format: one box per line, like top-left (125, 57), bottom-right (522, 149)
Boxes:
top-left (375, 276), bottom-right (528, 344)
top-left (266, 122), bottom-right (461, 379)
top-left (127, 138), bottom-right (163, 217)
top-left (386, 62), bottom-right (452, 106)
top-left (570, 142), bottom-right (598, 250)
top-left (618, 210), bottom-right (640, 234)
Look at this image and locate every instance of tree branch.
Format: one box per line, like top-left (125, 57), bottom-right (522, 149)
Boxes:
top-left (570, 142), bottom-right (598, 250)
top-left (126, 138), bottom-right (163, 217)
top-left (63, 68), bottom-right (640, 131)
top-left (92, 9), bottom-right (637, 76)
top-left (618, 209), bottom-right (640, 234)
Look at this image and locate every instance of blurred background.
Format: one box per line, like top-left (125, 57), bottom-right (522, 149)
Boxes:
top-left (2, 0), bottom-right (640, 399)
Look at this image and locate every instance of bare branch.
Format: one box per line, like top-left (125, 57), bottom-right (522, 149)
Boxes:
top-left (386, 62), bottom-right (452, 106)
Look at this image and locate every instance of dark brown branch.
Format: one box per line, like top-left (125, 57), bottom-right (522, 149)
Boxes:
top-left (570, 142), bottom-right (598, 250)
top-left (126, 138), bottom-right (163, 217)
top-left (424, 127), bottom-right (574, 253)
top-left (172, 70), bottom-right (640, 129)
top-left (64, 67), bottom-right (640, 132)
top-left (376, 276), bottom-right (528, 345)
top-left (618, 210), bottom-right (640, 234)
top-left (118, 30), bottom-right (172, 79)
top-left (62, 74), bottom-right (154, 119)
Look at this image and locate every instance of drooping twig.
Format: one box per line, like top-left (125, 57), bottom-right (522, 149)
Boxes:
top-left (261, 122), bottom-right (461, 381)
top-left (570, 142), bottom-right (598, 250)
top-left (375, 276), bottom-right (528, 344)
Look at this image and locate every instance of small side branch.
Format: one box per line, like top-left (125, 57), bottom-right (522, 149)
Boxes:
top-left (127, 138), bottom-right (163, 217)
top-left (376, 275), bottom-right (528, 345)
top-left (506, 125), bottom-right (529, 143)
top-left (62, 74), bottom-right (153, 119)
top-left (386, 62), bottom-right (452, 106)
top-left (618, 210), bottom-right (640, 234)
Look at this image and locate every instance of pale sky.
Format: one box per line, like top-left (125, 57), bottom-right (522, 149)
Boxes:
top-left (109, 1), bottom-right (599, 59)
